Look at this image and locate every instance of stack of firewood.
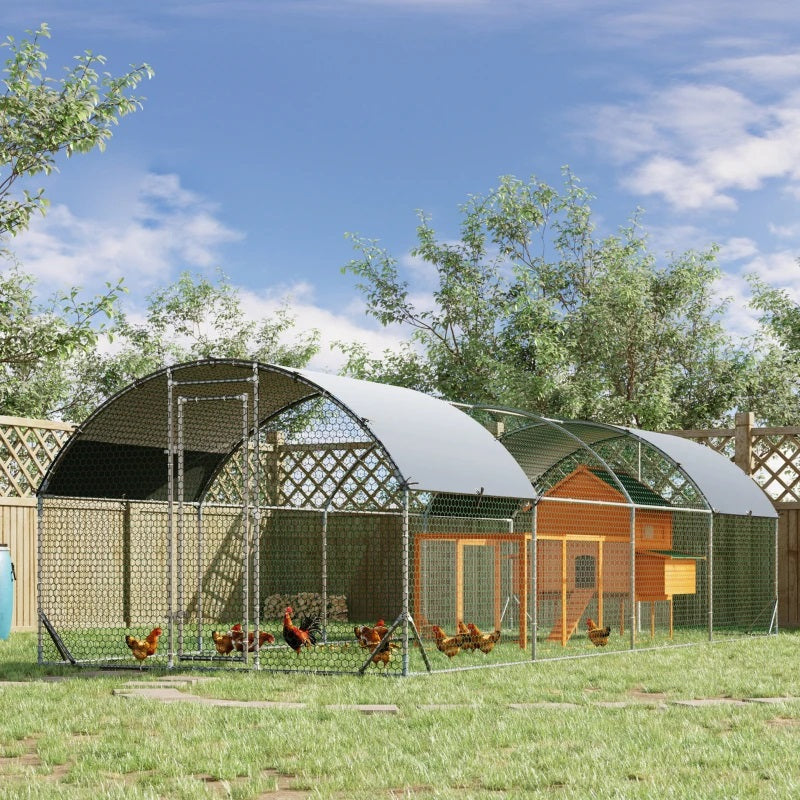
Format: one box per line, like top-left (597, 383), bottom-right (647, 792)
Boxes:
top-left (262, 592), bottom-right (348, 621)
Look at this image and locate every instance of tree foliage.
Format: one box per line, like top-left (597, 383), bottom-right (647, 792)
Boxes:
top-left (0, 24), bottom-right (149, 417)
top-left (342, 171), bottom-right (753, 429)
top-left (0, 23), bottom-right (153, 239)
top-left (1, 269), bottom-right (320, 421)
top-left (742, 272), bottom-right (800, 425)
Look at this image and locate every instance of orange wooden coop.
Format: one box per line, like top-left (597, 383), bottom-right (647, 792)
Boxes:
top-left (414, 464), bottom-right (702, 648)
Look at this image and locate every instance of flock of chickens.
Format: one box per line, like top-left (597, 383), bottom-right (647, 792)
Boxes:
top-left (210, 606), bottom-right (322, 655)
top-left (124, 610), bottom-right (613, 665)
top-left (430, 621), bottom-right (501, 659)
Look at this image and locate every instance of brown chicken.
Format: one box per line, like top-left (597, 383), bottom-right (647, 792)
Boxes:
top-left (282, 606), bottom-right (321, 654)
top-left (457, 620), bottom-right (477, 652)
top-left (431, 625), bottom-right (464, 659)
top-left (466, 623), bottom-right (501, 654)
top-left (586, 618), bottom-right (611, 647)
top-left (229, 623), bottom-right (276, 652)
top-left (211, 629), bottom-right (234, 655)
top-left (354, 618), bottom-right (389, 647)
top-left (125, 626), bottom-right (162, 663)
top-left (355, 618), bottom-right (397, 665)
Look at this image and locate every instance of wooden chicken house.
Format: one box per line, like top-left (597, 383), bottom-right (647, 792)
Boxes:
top-left (537, 464), bottom-right (702, 644)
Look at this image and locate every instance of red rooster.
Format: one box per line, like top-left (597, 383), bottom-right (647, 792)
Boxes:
top-left (282, 606), bottom-right (322, 654)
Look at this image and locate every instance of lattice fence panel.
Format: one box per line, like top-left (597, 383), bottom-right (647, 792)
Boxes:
top-left (751, 432), bottom-right (800, 503)
top-left (0, 417), bottom-right (73, 498)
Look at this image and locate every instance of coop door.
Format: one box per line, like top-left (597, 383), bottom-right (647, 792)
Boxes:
top-left (171, 389), bottom-right (255, 661)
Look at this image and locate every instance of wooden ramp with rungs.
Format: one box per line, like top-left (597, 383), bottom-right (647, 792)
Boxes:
top-left (547, 588), bottom-right (596, 645)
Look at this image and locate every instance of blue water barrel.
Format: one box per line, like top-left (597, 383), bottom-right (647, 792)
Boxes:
top-left (0, 544), bottom-right (14, 640)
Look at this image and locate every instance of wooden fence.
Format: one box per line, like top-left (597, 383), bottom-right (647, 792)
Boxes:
top-left (0, 415), bottom-right (74, 631)
top-left (667, 412), bottom-right (800, 628)
top-left (3, 412), bottom-right (800, 631)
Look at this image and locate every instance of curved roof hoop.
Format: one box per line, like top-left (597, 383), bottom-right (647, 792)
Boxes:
top-left (556, 418), bottom-right (711, 512)
top-left (39, 359), bottom-right (535, 503)
top-left (452, 403), bottom-right (640, 507)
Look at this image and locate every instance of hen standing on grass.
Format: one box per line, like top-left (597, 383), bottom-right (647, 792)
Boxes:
top-left (586, 618), bottom-right (611, 647)
top-left (124, 626), bottom-right (162, 665)
top-left (282, 606), bottom-right (321, 654)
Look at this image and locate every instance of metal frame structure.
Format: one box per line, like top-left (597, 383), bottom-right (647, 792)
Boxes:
top-left (35, 360), bottom-right (777, 675)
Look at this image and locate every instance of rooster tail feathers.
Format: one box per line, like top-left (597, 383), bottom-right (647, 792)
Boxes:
top-left (300, 615), bottom-right (322, 643)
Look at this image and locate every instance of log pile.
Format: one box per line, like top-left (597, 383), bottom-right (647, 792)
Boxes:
top-left (262, 592), bottom-right (348, 622)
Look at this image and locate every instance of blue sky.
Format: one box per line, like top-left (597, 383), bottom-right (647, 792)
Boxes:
top-left (4, 1), bottom-right (800, 370)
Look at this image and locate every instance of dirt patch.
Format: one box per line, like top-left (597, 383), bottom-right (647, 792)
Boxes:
top-left (388, 786), bottom-right (434, 798)
top-left (192, 768), bottom-right (310, 798)
top-left (767, 716), bottom-right (800, 728)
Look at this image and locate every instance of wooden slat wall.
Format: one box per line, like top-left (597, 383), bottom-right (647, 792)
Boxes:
top-left (0, 499), bottom-right (37, 631)
top-left (778, 506), bottom-right (800, 629)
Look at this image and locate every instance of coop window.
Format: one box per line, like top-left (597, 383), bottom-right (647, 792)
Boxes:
top-left (575, 555), bottom-right (596, 589)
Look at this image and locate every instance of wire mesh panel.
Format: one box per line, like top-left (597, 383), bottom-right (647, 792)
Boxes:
top-left (39, 499), bottom-right (169, 667)
top-left (711, 513), bottom-right (777, 636)
top-left (410, 493), bottom-right (533, 671)
top-left (36, 364), bottom-right (777, 674)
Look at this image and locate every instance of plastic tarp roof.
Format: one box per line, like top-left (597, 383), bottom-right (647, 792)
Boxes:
top-left (619, 427), bottom-right (776, 518)
top-left (497, 414), bottom-right (776, 519)
top-left (39, 360), bottom-right (535, 502)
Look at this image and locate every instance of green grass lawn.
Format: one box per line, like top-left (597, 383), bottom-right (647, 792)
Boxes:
top-left (2, 631), bottom-right (800, 798)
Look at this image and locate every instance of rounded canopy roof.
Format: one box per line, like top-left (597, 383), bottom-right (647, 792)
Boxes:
top-left (39, 359), bottom-right (536, 503)
top-left (493, 413), bottom-right (776, 519)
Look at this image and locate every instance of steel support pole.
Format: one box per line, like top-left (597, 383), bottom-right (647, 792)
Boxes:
top-left (251, 367), bottom-right (261, 669)
top-left (166, 369), bottom-right (175, 669)
top-left (197, 504), bottom-right (204, 651)
top-left (531, 502), bottom-right (537, 662)
top-left (177, 397), bottom-right (186, 659)
top-left (36, 493), bottom-right (43, 665)
top-left (402, 488), bottom-right (410, 677)
top-left (708, 514), bottom-right (714, 642)
top-left (240, 394), bottom-right (250, 667)
top-left (322, 505), bottom-right (329, 645)
top-left (774, 517), bottom-right (780, 634)
top-left (629, 505), bottom-right (636, 650)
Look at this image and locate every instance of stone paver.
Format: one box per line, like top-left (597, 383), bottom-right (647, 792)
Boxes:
top-left (327, 704), bottom-right (400, 714)
top-left (672, 698), bottom-right (749, 707)
top-left (80, 676), bottom-right (800, 714)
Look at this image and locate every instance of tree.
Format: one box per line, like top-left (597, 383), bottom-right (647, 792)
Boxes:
top-left (0, 24), bottom-right (151, 417)
top-left (341, 171), bottom-right (751, 429)
top-left (49, 272), bottom-right (319, 420)
top-left (0, 24), bottom-right (153, 239)
top-left (743, 273), bottom-right (800, 425)
top-left (0, 263), bottom-right (122, 418)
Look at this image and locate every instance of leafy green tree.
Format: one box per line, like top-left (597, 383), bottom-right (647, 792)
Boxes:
top-left (743, 273), bottom-right (800, 425)
top-left (0, 24), bottom-right (150, 417)
top-left (0, 24), bottom-right (152, 239)
top-left (342, 171), bottom-right (750, 429)
top-left (61, 271), bottom-right (320, 421)
top-left (0, 263), bottom-right (122, 417)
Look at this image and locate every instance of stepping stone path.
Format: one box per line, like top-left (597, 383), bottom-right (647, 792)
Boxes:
top-left (103, 675), bottom-right (799, 713)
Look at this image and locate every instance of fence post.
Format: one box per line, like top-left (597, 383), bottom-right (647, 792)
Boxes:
top-left (734, 411), bottom-right (754, 475)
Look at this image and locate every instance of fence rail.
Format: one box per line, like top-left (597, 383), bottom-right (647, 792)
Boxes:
top-left (3, 412), bottom-right (800, 631)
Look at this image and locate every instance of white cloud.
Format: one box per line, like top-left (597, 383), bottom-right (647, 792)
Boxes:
top-left (10, 172), bottom-right (243, 291)
top-left (717, 237), bottom-right (759, 262)
top-left (624, 157), bottom-right (737, 211)
top-left (700, 53), bottom-right (800, 84)
top-left (237, 285), bottom-right (411, 373)
top-left (585, 65), bottom-right (800, 212)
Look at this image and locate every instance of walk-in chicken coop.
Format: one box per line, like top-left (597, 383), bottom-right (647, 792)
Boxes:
top-left (37, 360), bottom-right (777, 675)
